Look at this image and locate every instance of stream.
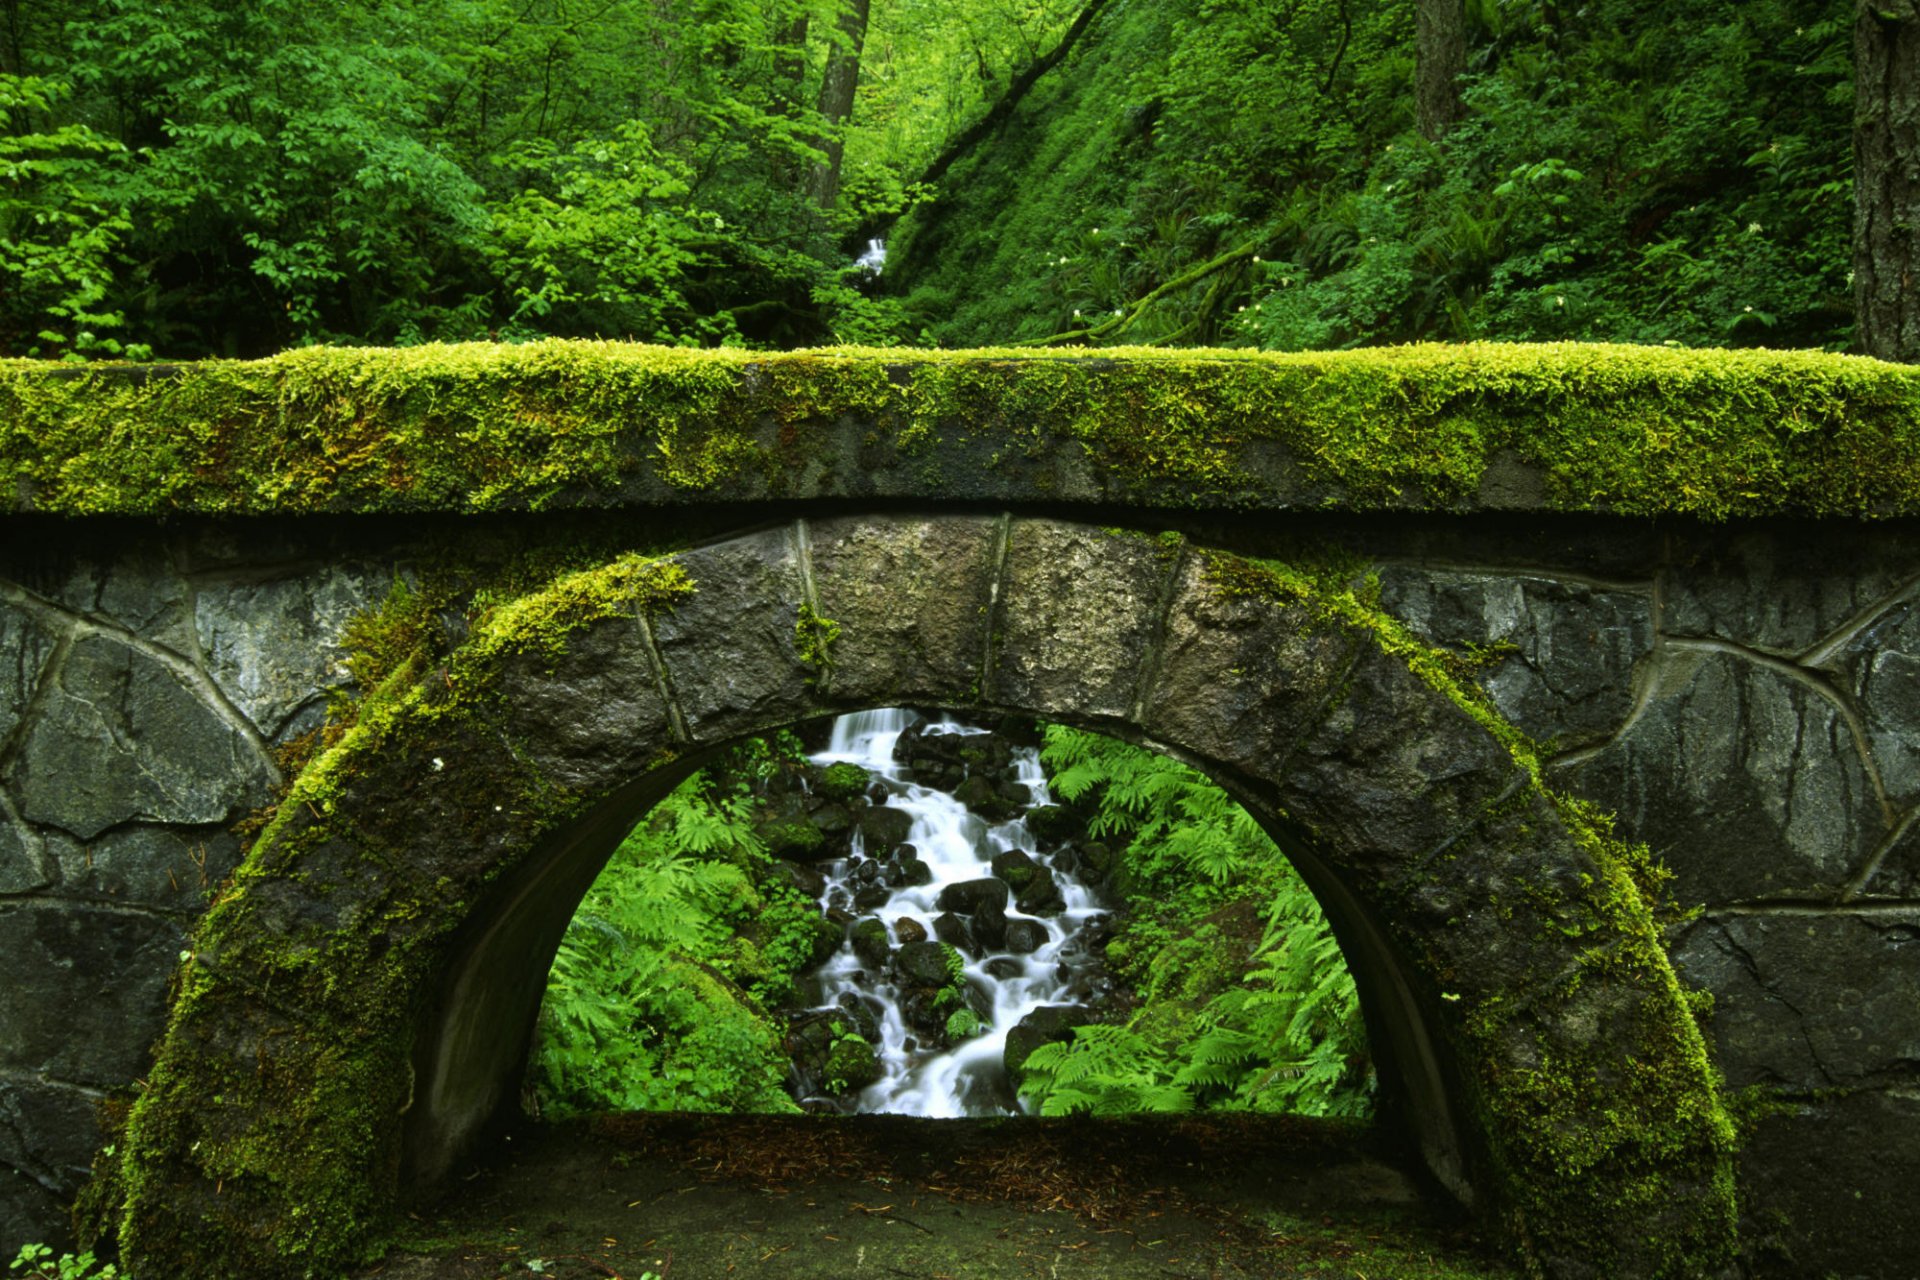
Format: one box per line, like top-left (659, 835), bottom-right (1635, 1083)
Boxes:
top-left (799, 708), bottom-right (1112, 1117)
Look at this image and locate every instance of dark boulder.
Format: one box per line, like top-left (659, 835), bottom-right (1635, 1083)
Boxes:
top-left (852, 885), bottom-right (891, 912)
top-left (1015, 867), bottom-right (1066, 917)
top-left (895, 939), bottom-right (960, 988)
top-left (936, 878), bottom-right (1009, 915)
top-left (1025, 805), bottom-right (1081, 846)
top-left (895, 917), bottom-right (929, 944)
top-left (886, 856), bottom-right (933, 888)
top-left (814, 761), bottom-right (872, 803)
top-left (766, 859), bottom-right (825, 899)
top-left (972, 898), bottom-right (1008, 951)
top-left (932, 912), bottom-right (971, 953)
top-left (788, 1011), bottom-right (880, 1096)
top-left (953, 774), bottom-right (1023, 822)
top-left (850, 916), bottom-right (891, 970)
top-left (860, 805), bottom-right (913, 850)
top-left (990, 849), bottom-right (1041, 893)
top-left (1004, 919), bottom-right (1048, 954)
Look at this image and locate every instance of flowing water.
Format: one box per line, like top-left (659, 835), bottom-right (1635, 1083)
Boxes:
top-left (801, 708), bottom-right (1109, 1117)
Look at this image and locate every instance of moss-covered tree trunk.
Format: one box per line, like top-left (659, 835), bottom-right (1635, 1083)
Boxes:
top-left (1854, 0), bottom-right (1920, 362)
top-left (807, 0), bottom-right (871, 211)
top-left (1416, 0), bottom-right (1466, 141)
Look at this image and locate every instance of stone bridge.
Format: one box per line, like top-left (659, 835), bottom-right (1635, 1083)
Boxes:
top-left (1, 344), bottom-right (1917, 1278)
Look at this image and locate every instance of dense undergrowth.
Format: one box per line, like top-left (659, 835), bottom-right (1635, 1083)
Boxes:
top-left (529, 720), bottom-right (1371, 1122)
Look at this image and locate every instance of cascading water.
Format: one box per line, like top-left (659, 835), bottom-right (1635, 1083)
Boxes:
top-left (799, 708), bottom-right (1110, 1117)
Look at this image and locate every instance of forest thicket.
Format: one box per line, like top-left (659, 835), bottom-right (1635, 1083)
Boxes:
top-left (1, 0), bottom-right (1912, 361)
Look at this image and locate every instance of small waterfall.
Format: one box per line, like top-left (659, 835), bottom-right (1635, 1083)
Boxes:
top-left (800, 709), bottom-right (1109, 1117)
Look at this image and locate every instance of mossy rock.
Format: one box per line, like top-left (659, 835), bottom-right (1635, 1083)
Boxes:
top-left (814, 761), bottom-right (873, 803)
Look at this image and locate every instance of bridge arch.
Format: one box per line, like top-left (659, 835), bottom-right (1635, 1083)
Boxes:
top-left (113, 515), bottom-right (1735, 1279)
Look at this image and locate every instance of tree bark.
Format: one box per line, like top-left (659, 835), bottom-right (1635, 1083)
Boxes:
top-left (1855, 0), bottom-right (1920, 361)
top-left (1415, 0), bottom-right (1466, 141)
top-left (807, 0), bottom-right (871, 212)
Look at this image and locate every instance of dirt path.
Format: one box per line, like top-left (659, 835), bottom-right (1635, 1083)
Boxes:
top-left (359, 1114), bottom-right (1511, 1280)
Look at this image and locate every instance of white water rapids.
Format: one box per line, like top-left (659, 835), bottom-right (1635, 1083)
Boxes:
top-left (802, 708), bottom-right (1107, 1117)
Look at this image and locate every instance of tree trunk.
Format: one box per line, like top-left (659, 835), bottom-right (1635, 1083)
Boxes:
top-left (807, 0), bottom-right (871, 212)
top-left (1855, 0), bottom-right (1920, 361)
top-left (1415, 0), bottom-right (1466, 141)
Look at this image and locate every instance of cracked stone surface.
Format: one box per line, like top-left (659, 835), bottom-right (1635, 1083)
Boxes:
top-left (1855, 813), bottom-right (1920, 899)
top-left (9, 634), bottom-right (275, 840)
top-left (1663, 528), bottom-right (1915, 655)
top-left (0, 599), bottom-right (64, 754)
top-left (1673, 911), bottom-right (1920, 1088)
top-left (194, 563), bottom-right (389, 742)
top-left (1375, 567), bottom-right (1653, 747)
top-left (45, 823), bottom-right (243, 913)
top-left (0, 904), bottom-right (185, 1085)
top-left (1820, 597), bottom-right (1920, 809)
top-left (0, 807), bottom-right (51, 895)
top-left (1558, 646), bottom-right (1887, 904)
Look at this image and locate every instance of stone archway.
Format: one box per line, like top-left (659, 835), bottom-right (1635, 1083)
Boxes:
top-left (110, 517), bottom-right (1736, 1280)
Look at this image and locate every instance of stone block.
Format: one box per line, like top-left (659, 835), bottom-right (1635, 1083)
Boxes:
top-left (0, 599), bottom-right (64, 754)
top-left (806, 515), bottom-right (998, 709)
top-left (503, 611), bottom-right (677, 796)
top-left (1560, 647), bottom-right (1884, 904)
top-left (1664, 528), bottom-right (1911, 655)
top-left (0, 904), bottom-right (184, 1086)
top-left (1820, 597), bottom-right (1920, 808)
top-left (652, 528), bottom-right (815, 742)
top-left (1138, 551), bottom-right (1363, 779)
top-left (194, 562), bottom-right (392, 742)
top-left (990, 522), bottom-right (1178, 720)
top-left (1673, 910), bottom-right (1920, 1089)
top-left (12, 634), bottom-right (274, 840)
top-left (1738, 1088), bottom-right (1920, 1279)
top-left (46, 824), bottom-right (241, 913)
top-left (0, 808), bottom-right (52, 895)
top-left (0, 1077), bottom-right (102, 1197)
top-left (1375, 566), bottom-right (1652, 747)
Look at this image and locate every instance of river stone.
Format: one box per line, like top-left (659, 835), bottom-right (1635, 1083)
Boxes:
top-left (1672, 910), bottom-right (1920, 1089)
top-left (835, 992), bottom-right (882, 1043)
top-left (895, 940), bottom-right (957, 987)
top-left (1004, 919), bottom-right (1047, 954)
top-left (1025, 805), bottom-right (1079, 847)
top-left (849, 916), bottom-right (891, 970)
top-left (852, 885), bottom-right (891, 912)
top-left (503, 612), bottom-right (677, 795)
top-left (12, 634), bottom-right (272, 840)
top-left (810, 803), bottom-right (854, 837)
top-left (194, 563), bottom-right (387, 741)
top-left (1374, 566), bottom-right (1652, 747)
top-left (971, 898), bottom-right (1008, 950)
top-left (651, 528), bottom-right (813, 741)
top-left (1819, 598), bottom-right (1920, 807)
top-left (767, 859), bottom-right (825, 899)
top-left (1664, 528), bottom-right (1912, 654)
top-left (813, 761), bottom-right (872, 803)
top-left (1560, 647), bottom-right (1885, 904)
top-left (1076, 842), bottom-right (1115, 882)
top-left (885, 856), bottom-right (932, 888)
top-left (990, 849), bottom-right (1040, 892)
top-left (1004, 1005), bottom-right (1091, 1089)
top-left (759, 818), bottom-right (828, 862)
top-left (46, 823), bottom-right (243, 912)
top-left (1015, 866), bottom-right (1065, 917)
top-left (0, 904), bottom-right (185, 1085)
top-left (952, 774), bottom-right (1020, 821)
top-left (860, 805), bottom-right (913, 850)
top-left (932, 912), bottom-right (969, 953)
top-left (894, 917), bottom-right (928, 944)
top-left (992, 522), bottom-right (1180, 719)
top-left (936, 878), bottom-right (1009, 915)
top-left (805, 516), bottom-right (999, 705)
top-left (984, 957), bottom-right (1024, 981)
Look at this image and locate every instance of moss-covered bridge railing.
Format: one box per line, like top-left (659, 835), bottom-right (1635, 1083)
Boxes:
top-left (1, 343), bottom-right (1917, 1280)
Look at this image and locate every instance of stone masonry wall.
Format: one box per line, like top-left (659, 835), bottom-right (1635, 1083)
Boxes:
top-left (1, 512), bottom-right (1915, 1278)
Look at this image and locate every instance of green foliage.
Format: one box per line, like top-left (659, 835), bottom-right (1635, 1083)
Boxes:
top-left (1027, 727), bottom-right (1371, 1119)
top-left (890, 0), bottom-right (1854, 352)
top-left (0, 75), bottom-right (136, 360)
top-left (529, 771), bottom-right (807, 1116)
top-left (8, 1245), bottom-right (118, 1280)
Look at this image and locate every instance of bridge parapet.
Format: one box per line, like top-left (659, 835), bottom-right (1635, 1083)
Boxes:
top-left (0, 343), bottom-right (1917, 1277)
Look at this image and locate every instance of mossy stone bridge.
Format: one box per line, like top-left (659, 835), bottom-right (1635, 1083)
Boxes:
top-left (2, 344), bottom-right (1918, 1279)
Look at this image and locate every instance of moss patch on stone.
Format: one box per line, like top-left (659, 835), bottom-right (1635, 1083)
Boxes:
top-left (112, 546), bottom-right (696, 1280)
top-left (1200, 549), bottom-right (1738, 1278)
top-left (5, 340), bottom-right (1920, 517)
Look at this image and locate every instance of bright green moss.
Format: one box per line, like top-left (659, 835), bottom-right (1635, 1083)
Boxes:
top-left (5, 340), bottom-right (1920, 517)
